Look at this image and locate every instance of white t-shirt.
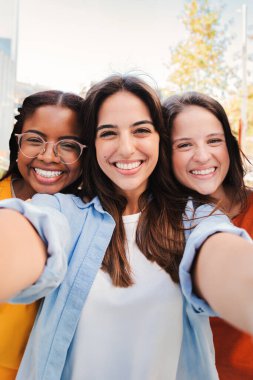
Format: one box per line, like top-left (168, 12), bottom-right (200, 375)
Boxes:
top-left (65, 213), bottom-right (183, 380)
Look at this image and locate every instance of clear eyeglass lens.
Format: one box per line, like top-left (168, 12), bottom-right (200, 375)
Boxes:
top-left (19, 133), bottom-right (44, 158)
top-left (19, 133), bottom-right (82, 163)
top-left (56, 140), bottom-right (82, 163)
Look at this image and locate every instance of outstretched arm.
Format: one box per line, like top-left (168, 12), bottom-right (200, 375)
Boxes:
top-left (193, 232), bottom-right (253, 334)
top-left (0, 209), bottom-right (46, 300)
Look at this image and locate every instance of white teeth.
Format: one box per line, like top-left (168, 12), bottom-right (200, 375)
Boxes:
top-left (34, 168), bottom-right (62, 178)
top-left (191, 168), bottom-right (215, 175)
top-left (115, 161), bottom-right (141, 170)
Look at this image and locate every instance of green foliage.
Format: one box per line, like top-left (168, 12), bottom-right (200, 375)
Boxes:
top-left (168, 0), bottom-right (236, 96)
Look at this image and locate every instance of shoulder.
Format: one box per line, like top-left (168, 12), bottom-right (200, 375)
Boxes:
top-left (233, 189), bottom-right (253, 219)
top-left (31, 193), bottom-right (85, 212)
top-left (31, 193), bottom-right (113, 224)
top-left (183, 199), bottom-right (224, 233)
top-left (246, 190), bottom-right (253, 204)
top-left (232, 190), bottom-right (253, 237)
top-left (0, 176), bottom-right (12, 199)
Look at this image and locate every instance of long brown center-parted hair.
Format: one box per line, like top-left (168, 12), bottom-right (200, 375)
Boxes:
top-left (79, 74), bottom-right (189, 287)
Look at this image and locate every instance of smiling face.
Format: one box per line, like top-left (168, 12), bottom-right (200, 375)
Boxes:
top-left (171, 105), bottom-right (230, 199)
top-left (16, 105), bottom-right (82, 199)
top-left (95, 91), bottom-right (160, 212)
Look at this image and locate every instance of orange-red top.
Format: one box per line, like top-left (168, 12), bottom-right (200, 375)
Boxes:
top-left (211, 191), bottom-right (253, 379)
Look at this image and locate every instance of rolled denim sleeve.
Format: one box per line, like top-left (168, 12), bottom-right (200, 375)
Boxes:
top-left (180, 202), bottom-right (251, 316)
top-left (0, 196), bottom-right (70, 303)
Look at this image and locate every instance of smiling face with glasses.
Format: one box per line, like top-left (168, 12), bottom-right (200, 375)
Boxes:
top-left (15, 105), bottom-right (85, 198)
top-left (16, 133), bottom-right (86, 164)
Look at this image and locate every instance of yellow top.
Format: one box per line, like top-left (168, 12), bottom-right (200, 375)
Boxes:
top-left (0, 177), bottom-right (40, 380)
top-left (0, 176), bottom-right (12, 199)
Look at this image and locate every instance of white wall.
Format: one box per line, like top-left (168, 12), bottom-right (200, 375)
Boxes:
top-left (0, 0), bottom-right (18, 153)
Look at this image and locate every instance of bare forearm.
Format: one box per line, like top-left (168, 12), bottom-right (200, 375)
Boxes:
top-left (193, 232), bottom-right (253, 334)
top-left (0, 209), bottom-right (46, 300)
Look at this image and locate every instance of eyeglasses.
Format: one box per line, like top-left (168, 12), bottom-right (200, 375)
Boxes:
top-left (15, 133), bottom-right (87, 164)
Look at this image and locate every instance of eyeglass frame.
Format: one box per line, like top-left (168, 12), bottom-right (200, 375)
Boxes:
top-left (15, 132), bottom-right (87, 164)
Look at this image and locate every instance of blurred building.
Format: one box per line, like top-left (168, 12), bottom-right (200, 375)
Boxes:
top-left (0, 0), bottom-right (19, 155)
top-left (15, 81), bottom-right (49, 108)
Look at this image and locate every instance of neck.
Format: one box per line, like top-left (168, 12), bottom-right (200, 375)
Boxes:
top-left (123, 203), bottom-right (140, 216)
top-left (120, 188), bottom-right (143, 216)
top-left (12, 178), bottom-right (36, 200)
top-left (123, 195), bottom-right (140, 216)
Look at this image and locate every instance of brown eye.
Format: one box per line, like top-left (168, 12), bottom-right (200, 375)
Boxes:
top-left (175, 142), bottom-right (192, 151)
top-left (208, 138), bottom-right (223, 145)
top-left (25, 137), bottom-right (43, 145)
top-left (98, 130), bottom-right (117, 138)
top-left (133, 128), bottom-right (151, 135)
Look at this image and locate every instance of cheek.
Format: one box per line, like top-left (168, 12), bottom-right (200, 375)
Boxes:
top-left (70, 162), bottom-right (82, 178)
top-left (66, 157), bottom-right (82, 180)
top-left (224, 154), bottom-right (230, 175)
top-left (17, 153), bottom-right (30, 172)
top-left (172, 152), bottom-right (183, 173)
top-left (172, 153), bottom-right (189, 183)
top-left (223, 150), bottom-right (230, 165)
top-left (218, 147), bottom-right (230, 171)
top-left (95, 142), bottom-right (111, 163)
top-left (141, 138), bottom-right (159, 159)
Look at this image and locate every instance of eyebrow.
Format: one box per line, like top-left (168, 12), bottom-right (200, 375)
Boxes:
top-left (132, 120), bottom-right (154, 127)
top-left (96, 120), bottom-right (154, 131)
top-left (172, 132), bottom-right (225, 143)
top-left (23, 130), bottom-right (81, 142)
top-left (172, 137), bottom-right (191, 144)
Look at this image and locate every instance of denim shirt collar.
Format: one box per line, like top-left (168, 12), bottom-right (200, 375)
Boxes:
top-left (72, 195), bottom-right (106, 213)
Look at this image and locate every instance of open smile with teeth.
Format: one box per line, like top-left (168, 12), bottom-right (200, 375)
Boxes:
top-left (34, 168), bottom-right (63, 178)
top-left (190, 167), bottom-right (216, 175)
top-left (114, 161), bottom-right (142, 170)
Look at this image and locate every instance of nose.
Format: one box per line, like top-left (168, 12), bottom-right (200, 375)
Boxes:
top-left (118, 133), bottom-right (135, 157)
top-left (192, 145), bottom-right (211, 163)
top-left (37, 142), bottom-right (61, 163)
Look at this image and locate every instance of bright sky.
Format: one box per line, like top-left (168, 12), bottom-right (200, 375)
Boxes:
top-left (3, 0), bottom-right (253, 93)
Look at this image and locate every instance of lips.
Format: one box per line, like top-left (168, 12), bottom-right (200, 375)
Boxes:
top-left (190, 167), bottom-right (216, 175)
top-left (34, 168), bottom-right (63, 178)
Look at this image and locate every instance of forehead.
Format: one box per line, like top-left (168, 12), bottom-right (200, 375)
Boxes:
top-left (172, 105), bottom-right (224, 136)
top-left (25, 105), bottom-right (77, 123)
top-left (22, 105), bottom-right (80, 136)
top-left (97, 91), bottom-right (152, 125)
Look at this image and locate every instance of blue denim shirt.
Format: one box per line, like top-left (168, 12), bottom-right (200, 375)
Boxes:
top-left (0, 194), bottom-right (250, 380)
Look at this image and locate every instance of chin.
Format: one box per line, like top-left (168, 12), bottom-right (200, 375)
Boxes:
top-left (196, 189), bottom-right (215, 196)
top-left (35, 186), bottom-right (58, 195)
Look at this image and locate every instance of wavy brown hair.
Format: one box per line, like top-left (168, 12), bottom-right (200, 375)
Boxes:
top-left (2, 90), bottom-right (84, 194)
top-left (163, 91), bottom-right (248, 212)
top-left (79, 75), bottom-right (187, 287)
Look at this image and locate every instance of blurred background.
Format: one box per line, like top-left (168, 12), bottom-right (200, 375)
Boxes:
top-left (0, 0), bottom-right (253, 180)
